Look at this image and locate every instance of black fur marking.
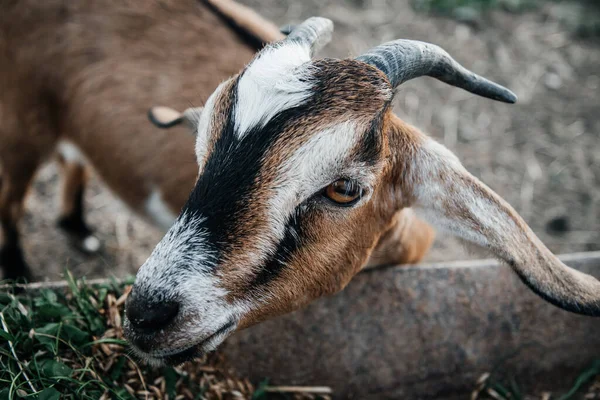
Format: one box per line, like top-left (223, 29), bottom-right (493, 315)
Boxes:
top-left (161, 345), bottom-right (201, 366)
top-left (357, 109), bottom-right (386, 166)
top-left (182, 83), bottom-right (314, 264)
top-left (148, 108), bottom-right (183, 129)
top-left (279, 24), bottom-right (295, 35)
top-left (178, 60), bottom-right (390, 277)
top-left (507, 258), bottom-right (600, 317)
top-left (251, 211), bottom-right (304, 287)
top-left (1, 217), bottom-right (19, 246)
top-left (57, 186), bottom-right (99, 254)
top-left (162, 320), bottom-right (234, 366)
top-left (58, 186), bottom-right (92, 238)
top-left (202, 0), bottom-right (269, 52)
top-left (0, 244), bottom-right (33, 282)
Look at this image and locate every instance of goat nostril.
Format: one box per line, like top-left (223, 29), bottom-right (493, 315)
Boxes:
top-left (126, 296), bottom-right (180, 332)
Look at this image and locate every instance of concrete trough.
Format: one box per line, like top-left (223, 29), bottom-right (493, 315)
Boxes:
top-left (10, 252), bottom-right (600, 399)
top-left (222, 252), bottom-right (600, 399)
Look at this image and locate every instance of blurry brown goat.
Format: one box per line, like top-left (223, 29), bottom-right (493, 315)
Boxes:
top-left (0, 0), bottom-right (287, 280)
top-left (0, 0), bottom-right (433, 281)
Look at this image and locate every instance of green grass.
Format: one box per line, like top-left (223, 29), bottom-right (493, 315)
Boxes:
top-left (411, 0), bottom-right (543, 15)
top-left (1, 272), bottom-right (597, 399)
top-left (0, 272), bottom-right (252, 400)
top-left (411, 0), bottom-right (600, 38)
top-left (0, 271), bottom-right (137, 399)
top-left (474, 360), bottom-right (600, 400)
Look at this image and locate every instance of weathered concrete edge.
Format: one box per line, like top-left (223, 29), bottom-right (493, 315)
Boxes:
top-left (222, 251), bottom-right (600, 399)
top-left (4, 250), bottom-right (600, 291)
top-left (365, 250), bottom-right (600, 272)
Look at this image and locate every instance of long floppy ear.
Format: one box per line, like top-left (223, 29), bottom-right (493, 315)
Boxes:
top-left (389, 115), bottom-right (600, 316)
top-left (148, 106), bottom-right (203, 132)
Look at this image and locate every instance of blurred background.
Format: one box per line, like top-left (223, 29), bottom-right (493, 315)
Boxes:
top-left (23, 0), bottom-right (600, 281)
top-left (2, 1), bottom-right (599, 399)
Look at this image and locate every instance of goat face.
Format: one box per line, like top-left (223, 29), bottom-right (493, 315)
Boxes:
top-left (126, 42), bottom-right (397, 366)
top-left (125, 18), bottom-right (600, 365)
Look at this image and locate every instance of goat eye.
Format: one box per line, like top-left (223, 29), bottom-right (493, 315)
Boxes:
top-left (323, 179), bottom-right (363, 206)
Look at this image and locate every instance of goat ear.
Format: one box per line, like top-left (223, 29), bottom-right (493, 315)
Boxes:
top-left (148, 106), bottom-right (184, 128)
top-left (390, 116), bottom-right (600, 316)
top-left (148, 106), bottom-right (203, 132)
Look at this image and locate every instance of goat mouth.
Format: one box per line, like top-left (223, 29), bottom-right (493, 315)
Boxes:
top-left (133, 321), bottom-right (236, 366)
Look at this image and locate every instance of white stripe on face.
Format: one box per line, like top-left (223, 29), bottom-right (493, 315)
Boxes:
top-left (195, 81), bottom-right (228, 168)
top-left (234, 42), bottom-right (314, 137)
top-left (135, 213), bottom-right (214, 288)
top-left (132, 211), bottom-right (250, 354)
top-left (264, 121), bottom-right (376, 250)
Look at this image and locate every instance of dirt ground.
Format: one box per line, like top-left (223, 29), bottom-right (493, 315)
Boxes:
top-left (16, 0), bottom-right (600, 282)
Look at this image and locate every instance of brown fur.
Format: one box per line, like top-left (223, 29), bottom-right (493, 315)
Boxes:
top-left (367, 209), bottom-right (435, 267)
top-left (237, 103), bottom-right (600, 327)
top-left (226, 76), bottom-right (435, 327)
top-left (0, 1), bottom-right (433, 281)
top-left (205, 0), bottom-right (286, 44)
top-left (218, 59), bottom-right (393, 284)
top-left (56, 156), bottom-right (89, 221)
top-left (0, 0), bottom-right (273, 278)
top-left (200, 60), bottom-right (433, 317)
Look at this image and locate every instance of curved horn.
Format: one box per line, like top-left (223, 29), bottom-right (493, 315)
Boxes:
top-left (357, 40), bottom-right (517, 104)
top-left (285, 17), bottom-right (333, 56)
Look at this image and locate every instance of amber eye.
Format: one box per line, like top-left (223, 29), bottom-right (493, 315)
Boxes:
top-left (323, 179), bottom-right (363, 206)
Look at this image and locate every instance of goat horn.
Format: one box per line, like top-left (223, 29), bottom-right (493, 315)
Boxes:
top-left (279, 24), bottom-right (295, 36)
top-left (357, 40), bottom-right (517, 104)
top-left (285, 17), bottom-right (333, 56)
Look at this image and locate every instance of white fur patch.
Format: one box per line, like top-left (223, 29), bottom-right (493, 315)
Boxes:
top-left (234, 42), bottom-right (314, 137)
top-left (263, 121), bottom-right (377, 255)
top-left (145, 189), bottom-right (177, 231)
top-left (57, 141), bottom-right (86, 165)
top-left (195, 81), bottom-right (228, 167)
top-left (132, 212), bottom-right (250, 357)
top-left (82, 235), bottom-right (101, 253)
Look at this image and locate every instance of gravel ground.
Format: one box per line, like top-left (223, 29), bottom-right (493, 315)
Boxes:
top-left (16, 0), bottom-right (600, 281)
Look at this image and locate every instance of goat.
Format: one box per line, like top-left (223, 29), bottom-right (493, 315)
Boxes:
top-left (124, 18), bottom-right (600, 366)
top-left (0, 0), bottom-right (285, 281)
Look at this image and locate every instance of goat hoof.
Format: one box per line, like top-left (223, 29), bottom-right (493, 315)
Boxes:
top-left (0, 245), bottom-right (33, 282)
top-left (57, 217), bottom-right (103, 254)
top-left (79, 234), bottom-right (102, 254)
top-left (65, 231), bottom-right (103, 255)
top-left (280, 24), bottom-right (295, 35)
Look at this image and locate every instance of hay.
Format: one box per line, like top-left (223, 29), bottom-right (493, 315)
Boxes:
top-left (472, 366), bottom-right (600, 400)
top-left (0, 272), bottom-right (330, 400)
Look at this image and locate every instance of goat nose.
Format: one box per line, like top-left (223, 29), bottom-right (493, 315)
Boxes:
top-left (125, 293), bottom-right (180, 332)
